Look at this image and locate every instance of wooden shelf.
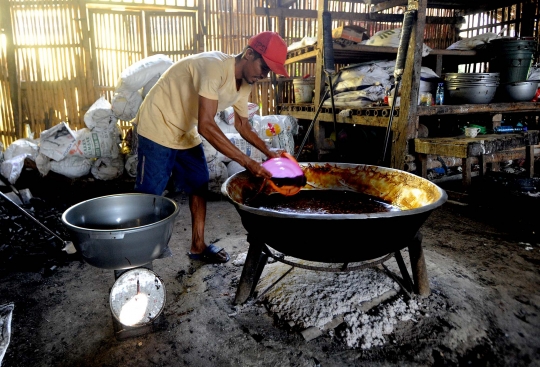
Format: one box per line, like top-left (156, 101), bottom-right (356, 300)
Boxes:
top-left (417, 102), bottom-right (540, 116)
top-left (285, 44), bottom-right (482, 65)
top-left (279, 103), bottom-right (398, 127)
top-left (280, 101), bottom-right (540, 126)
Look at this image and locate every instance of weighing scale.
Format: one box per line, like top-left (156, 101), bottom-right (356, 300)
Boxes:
top-left (110, 263), bottom-right (167, 340)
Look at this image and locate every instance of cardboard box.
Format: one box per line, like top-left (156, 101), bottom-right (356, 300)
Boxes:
top-left (332, 25), bottom-right (367, 44)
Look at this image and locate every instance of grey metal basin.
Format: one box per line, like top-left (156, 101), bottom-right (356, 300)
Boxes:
top-left (501, 81), bottom-right (538, 101)
top-left (62, 194), bottom-right (179, 270)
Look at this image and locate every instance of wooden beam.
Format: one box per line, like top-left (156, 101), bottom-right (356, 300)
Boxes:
top-left (390, 0), bottom-right (426, 171)
top-left (371, 0), bottom-right (407, 13)
top-left (416, 102), bottom-right (540, 116)
top-left (0, 0), bottom-right (20, 137)
top-left (254, 7), bottom-right (463, 24)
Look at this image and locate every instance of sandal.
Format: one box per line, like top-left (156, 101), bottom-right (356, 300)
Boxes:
top-left (188, 244), bottom-right (230, 264)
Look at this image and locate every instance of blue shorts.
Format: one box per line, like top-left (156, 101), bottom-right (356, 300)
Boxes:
top-left (135, 135), bottom-right (209, 196)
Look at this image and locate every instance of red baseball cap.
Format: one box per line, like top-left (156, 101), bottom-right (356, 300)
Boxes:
top-left (248, 31), bottom-right (290, 77)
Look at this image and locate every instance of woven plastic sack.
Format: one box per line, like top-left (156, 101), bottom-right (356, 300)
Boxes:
top-left (118, 54), bottom-right (173, 92)
top-left (84, 97), bottom-right (118, 131)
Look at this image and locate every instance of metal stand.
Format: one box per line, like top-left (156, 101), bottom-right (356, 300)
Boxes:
top-left (233, 232), bottom-right (430, 305)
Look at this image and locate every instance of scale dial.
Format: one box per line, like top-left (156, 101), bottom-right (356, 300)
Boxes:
top-left (110, 268), bottom-right (166, 327)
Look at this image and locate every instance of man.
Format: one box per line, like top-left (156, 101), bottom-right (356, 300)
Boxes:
top-left (134, 31), bottom-right (289, 263)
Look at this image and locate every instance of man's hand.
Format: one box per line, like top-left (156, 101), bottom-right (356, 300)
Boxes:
top-left (267, 148), bottom-right (286, 159)
top-left (245, 159), bottom-right (272, 179)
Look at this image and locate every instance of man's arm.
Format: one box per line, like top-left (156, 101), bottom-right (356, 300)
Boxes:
top-left (197, 95), bottom-right (272, 179)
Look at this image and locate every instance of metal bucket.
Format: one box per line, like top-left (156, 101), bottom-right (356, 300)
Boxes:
top-left (62, 193), bottom-right (179, 270)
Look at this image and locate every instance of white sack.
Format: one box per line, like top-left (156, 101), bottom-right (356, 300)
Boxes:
top-left (38, 122), bottom-right (76, 161)
top-left (112, 90), bottom-right (143, 121)
top-left (84, 97), bottom-right (118, 131)
top-left (337, 63), bottom-right (391, 83)
top-left (142, 75), bottom-right (160, 98)
top-left (91, 157), bottom-right (125, 180)
top-left (0, 155), bottom-right (29, 184)
top-left (201, 138), bottom-right (218, 163)
top-left (528, 66), bottom-right (540, 80)
top-left (207, 160), bottom-right (228, 194)
top-left (218, 103), bottom-right (260, 125)
top-left (68, 127), bottom-right (120, 159)
top-left (226, 161), bottom-right (245, 177)
top-left (50, 155), bottom-right (92, 179)
top-left (215, 116), bottom-right (238, 134)
top-left (118, 54), bottom-right (173, 92)
top-left (124, 154), bottom-right (138, 178)
top-left (225, 133), bottom-right (265, 162)
top-left (0, 303), bottom-right (14, 366)
top-left (334, 74), bottom-right (390, 94)
top-left (323, 85), bottom-right (385, 109)
top-left (4, 138), bottom-right (39, 161)
top-left (364, 28), bottom-right (432, 56)
top-left (448, 32), bottom-right (498, 50)
top-left (35, 153), bottom-right (52, 176)
top-left (287, 36), bottom-right (317, 52)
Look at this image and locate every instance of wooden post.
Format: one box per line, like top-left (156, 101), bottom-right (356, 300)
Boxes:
top-left (390, 0), bottom-right (427, 170)
top-left (77, 0), bottom-right (98, 103)
top-left (408, 232), bottom-right (430, 297)
top-left (526, 144), bottom-right (534, 178)
top-left (234, 235), bottom-right (268, 305)
top-left (0, 0), bottom-right (21, 139)
top-left (312, 0), bottom-right (328, 156)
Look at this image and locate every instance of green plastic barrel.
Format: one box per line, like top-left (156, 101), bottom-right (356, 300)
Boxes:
top-left (489, 39), bottom-right (537, 84)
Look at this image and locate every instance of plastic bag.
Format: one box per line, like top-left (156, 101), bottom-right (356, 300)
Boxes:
top-left (124, 154), bottom-right (138, 178)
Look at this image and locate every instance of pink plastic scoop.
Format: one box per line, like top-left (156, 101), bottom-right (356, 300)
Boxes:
top-left (261, 152), bottom-right (306, 196)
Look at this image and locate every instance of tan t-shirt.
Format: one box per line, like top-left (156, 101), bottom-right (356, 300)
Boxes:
top-left (136, 51), bottom-right (251, 149)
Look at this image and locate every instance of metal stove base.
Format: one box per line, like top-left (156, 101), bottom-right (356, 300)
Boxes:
top-left (234, 231), bottom-right (430, 305)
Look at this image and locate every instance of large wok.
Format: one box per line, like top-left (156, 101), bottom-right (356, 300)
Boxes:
top-left (222, 163), bottom-right (447, 263)
top-left (62, 193), bottom-right (179, 270)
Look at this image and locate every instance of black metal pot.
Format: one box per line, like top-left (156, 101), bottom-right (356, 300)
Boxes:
top-left (222, 163), bottom-right (447, 263)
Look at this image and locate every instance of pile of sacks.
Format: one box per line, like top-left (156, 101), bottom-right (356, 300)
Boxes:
top-left (0, 53), bottom-right (299, 194)
top-left (322, 59), bottom-right (441, 108)
top-left (0, 100), bottom-right (126, 184)
top-left (0, 54), bottom-right (174, 184)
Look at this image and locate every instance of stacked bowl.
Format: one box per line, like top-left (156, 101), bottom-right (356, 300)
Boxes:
top-left (444, 73), bottom-right (500, 104)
